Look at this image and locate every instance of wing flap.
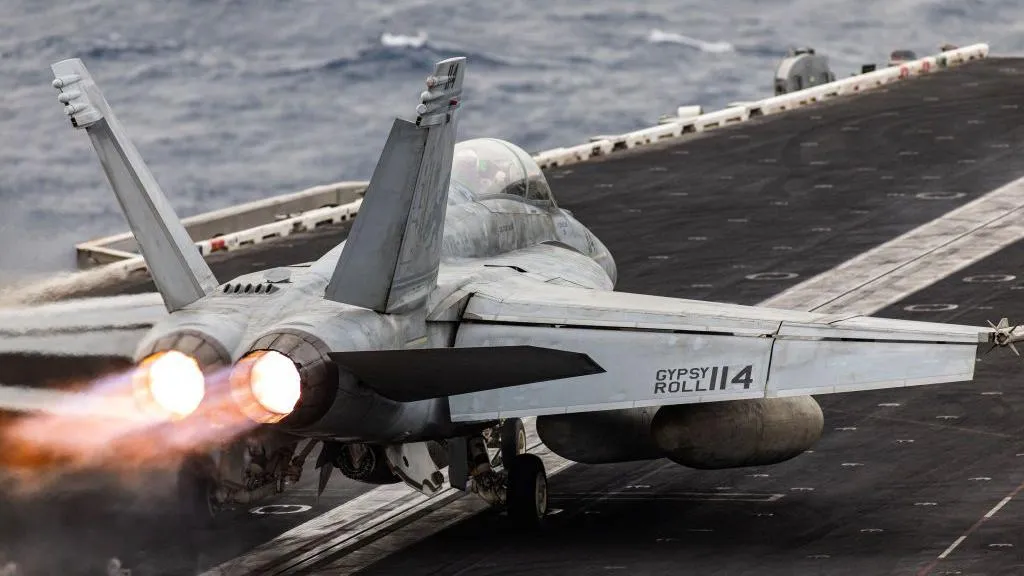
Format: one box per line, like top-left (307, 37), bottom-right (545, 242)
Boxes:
top-left (767, 338), bottom-right (975, 397)
top-left (463, 279), bottom-right (820, 335)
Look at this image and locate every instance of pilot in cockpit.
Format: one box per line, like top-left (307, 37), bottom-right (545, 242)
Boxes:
top-left (453, 148), bottom-right (509, 196)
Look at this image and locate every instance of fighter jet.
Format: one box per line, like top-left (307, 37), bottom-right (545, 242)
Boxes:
top-left (2, 55), bottom-right (1020, 526)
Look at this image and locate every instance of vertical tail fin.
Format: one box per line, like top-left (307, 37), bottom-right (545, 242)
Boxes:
top-left (323, 57), bottom-right (466, 313)
top-left (50, 59), bottom-right (218, 313)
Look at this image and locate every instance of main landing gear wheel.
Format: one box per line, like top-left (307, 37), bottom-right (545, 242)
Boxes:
top-left (500, 418), bottom-right (527, 469)
top-left (506, 453), bottom-right (548, 528)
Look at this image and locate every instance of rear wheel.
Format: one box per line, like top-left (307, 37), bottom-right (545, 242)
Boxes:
top-left (506, 453), bottom-right (547, 528)
top-left (499, 418), bottom-right (527, 469)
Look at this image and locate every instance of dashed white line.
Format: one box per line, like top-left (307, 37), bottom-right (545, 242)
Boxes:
top-left (904, 304), bottom-right (958, 312)
top-left (763, 175), bottom-right (1024, 314)
top-left (919, 482), bottom-right (1024, 574)
top-left (937, 536), bottom-right (967, 559)
top-left (985, 495), bottom-right (1013, 518)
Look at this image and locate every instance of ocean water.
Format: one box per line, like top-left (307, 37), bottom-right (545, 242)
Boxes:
top-left (1, 0), bottom-right (1022, 286)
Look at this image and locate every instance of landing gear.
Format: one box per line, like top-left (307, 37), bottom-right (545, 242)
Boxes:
top-left (499, 418), bottom-right (527, 470)
top-left (462, 418), bottom-right (548, 528)
top-left (175, 433), bottom-right (314, 524)
top-left (506, 453), bottom-right (548, 527)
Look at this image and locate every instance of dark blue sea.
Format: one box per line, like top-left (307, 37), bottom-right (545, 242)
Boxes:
top-left (0, 0), bottom-right (1020, 286)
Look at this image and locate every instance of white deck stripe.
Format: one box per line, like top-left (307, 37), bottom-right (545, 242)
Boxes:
top-left (763, 176), bottom-right (1024, 314)
top-left (206, 175), bottom-right (1024, 576)
top-left (937, 535), bottom-right (967, 560)
top-left (926, 486), bottom-right (1024, 570)
top-left (984, 495), bottom-right (1014, 518)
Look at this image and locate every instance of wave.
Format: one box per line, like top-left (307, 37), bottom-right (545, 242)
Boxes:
top-left (380, 31), bottom-right (428, 49)
top-left (80, 33), bottom-right (184, 60)
top-left (578, 9), bottom-right (666, 23)
top-left (647, 29), bottom-right (734, 54)
top-left (267, 36), bottom-right (512, 80)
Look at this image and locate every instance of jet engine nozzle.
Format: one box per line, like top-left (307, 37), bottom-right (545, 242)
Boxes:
top-left (230, 350), bottom-right (301, 423)
top-left (230, 330), bottom-right (338, 428)
top-left (132, 350), bottom-right (206, 419)
top-left (131, 328), bottom-right (234, 420)
top-left (135, 328), bottom-right (232, 372)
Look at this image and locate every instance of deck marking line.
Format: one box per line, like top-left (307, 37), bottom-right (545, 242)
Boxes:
top-left (918, 480), bottom-right (1024, 574)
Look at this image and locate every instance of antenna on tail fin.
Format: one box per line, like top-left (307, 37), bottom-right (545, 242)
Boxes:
top-left (50, 59), bottom-right (218, 313)
top-left (323, 57), bottom-right (466, 313)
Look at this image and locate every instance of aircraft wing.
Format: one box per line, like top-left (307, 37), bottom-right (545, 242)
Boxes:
top-left (0, 293), bottom-right (165, 359)
top-left (440, 277), bottom-right (997, 422)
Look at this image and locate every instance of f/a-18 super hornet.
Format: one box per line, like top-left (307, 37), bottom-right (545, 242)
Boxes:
top-left (4, 55), bottom-right (1022, 526)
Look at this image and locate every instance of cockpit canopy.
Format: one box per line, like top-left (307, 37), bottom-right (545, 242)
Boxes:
top-left (449, 138), bottom-right (556, 208)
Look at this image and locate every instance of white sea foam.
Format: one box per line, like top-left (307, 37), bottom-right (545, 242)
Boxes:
top-left (647, 29), bottom-right (734, 53)
top-left (380, 31), bottom-right (428, 49)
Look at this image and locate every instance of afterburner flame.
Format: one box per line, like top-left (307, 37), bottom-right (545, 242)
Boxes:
top-left (251, 351), bottom-right (301, 415)
top-left (230, 350), bottom-right (301, 423)
top-left (0, 362), bottom-right (259, 496)
top-left (133, 350), bottom-right (206, 419)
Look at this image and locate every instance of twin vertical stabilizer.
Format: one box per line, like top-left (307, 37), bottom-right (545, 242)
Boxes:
top-left (50, 56), bottom-right (467, 316)
top-left (323, 58), bottom-right (466, 313)
top-left (51, 59), bottom-right (218, 313)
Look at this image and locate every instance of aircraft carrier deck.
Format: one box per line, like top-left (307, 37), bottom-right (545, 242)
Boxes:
top-left (3, 55), bottom-right (1024, 576)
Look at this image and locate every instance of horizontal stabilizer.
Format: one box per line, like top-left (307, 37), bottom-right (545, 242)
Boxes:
top-left (328, 346), bottom-right (604, 402)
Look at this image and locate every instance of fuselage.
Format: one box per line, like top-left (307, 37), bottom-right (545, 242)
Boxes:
top-left (134, 162), bottom-right (617, 443)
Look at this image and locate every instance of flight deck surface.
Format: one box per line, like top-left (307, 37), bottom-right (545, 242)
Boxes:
top-left (3, 57), bottom-right (1024, 575)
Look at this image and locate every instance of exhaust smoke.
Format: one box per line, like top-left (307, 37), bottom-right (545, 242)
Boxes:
top-left (0, 363), bottom-right (258, 496)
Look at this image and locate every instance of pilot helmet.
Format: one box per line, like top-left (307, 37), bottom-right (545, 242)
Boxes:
top-left (453, 148), bottom-right (507, 192)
